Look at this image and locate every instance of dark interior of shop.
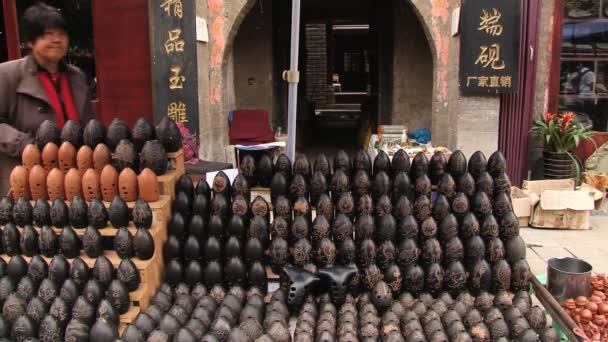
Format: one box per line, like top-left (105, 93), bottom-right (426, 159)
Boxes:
top-left (269, 0), bottom-right (394, 156)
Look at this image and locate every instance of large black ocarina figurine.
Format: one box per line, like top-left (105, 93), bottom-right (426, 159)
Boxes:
top-left (318, 264), bottom-right (357, 307)
top-left (280, 264), bottom-right (320, 311)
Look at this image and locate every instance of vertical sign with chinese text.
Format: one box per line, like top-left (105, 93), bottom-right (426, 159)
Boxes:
top-left (459, 0), bottom-right (520, 93)
top-left (150, 0), bottom-right (199, 141)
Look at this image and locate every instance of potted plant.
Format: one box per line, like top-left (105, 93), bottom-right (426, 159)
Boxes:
top-left (530, 112), bottom-right (592, 179)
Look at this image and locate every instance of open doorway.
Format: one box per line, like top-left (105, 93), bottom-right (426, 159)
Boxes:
top-left (232, 0), bottom-right (432, 157)
top-left (295, 0), bottom-right (391, 156)
top-left (301, 21), bottom-right (375, 156)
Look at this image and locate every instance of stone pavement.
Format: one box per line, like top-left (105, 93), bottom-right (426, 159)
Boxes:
top-left (521, 213), bottom-right (608, 278)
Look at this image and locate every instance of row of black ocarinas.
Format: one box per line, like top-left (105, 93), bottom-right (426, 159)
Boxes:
top-left (239, 149), bottom-right (511, 203)
top-left (0, 196), bottom-right (155, 262)
top-left (121, 283), bottom-right (272, 342)
top-left (162, 175), bottom-right (268, 291)
top-left (291, 289), bottom-right (560, 342)
top-left (0, 194), bottom-right (153, 230)
top-left (0, 253), bottom-right (135, 341)
top-left (163, 150), bottom-right (528, 297)
top-left (34, 116), bottom-right (182, 176)
top-left (263, 150), bottom-right (530, 298)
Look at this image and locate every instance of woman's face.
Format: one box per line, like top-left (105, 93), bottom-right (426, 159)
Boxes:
top-left (28, 28), bottom-right (69, 66)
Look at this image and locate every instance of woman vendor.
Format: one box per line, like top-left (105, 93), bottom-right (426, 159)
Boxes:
top-left (0, 3), bottom-right (95, 195)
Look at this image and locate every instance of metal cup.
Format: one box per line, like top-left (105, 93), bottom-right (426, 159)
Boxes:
top-left (547, 257), bottom-right (592, 304)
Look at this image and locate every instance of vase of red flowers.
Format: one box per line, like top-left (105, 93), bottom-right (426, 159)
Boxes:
top-left (530, 112), bottom-right (592, 179)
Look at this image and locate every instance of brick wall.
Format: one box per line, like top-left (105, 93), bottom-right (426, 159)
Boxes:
top-left (304, 24), bottom-right (333, 107)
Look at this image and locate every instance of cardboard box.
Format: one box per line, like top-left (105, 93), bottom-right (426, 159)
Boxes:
top-left (511, 186), bottom-right (539, 227)
top-left (523, 179), bottom-right (604, 230)
top-left (582, 172), bottom-right (607, 209)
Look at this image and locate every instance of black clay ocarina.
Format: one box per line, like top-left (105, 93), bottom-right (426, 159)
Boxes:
top-left (280, 264), bottom-right (320, 311)
top-left (317, 264), bottom-right (357, 307)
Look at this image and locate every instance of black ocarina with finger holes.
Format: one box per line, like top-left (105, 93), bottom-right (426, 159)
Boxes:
top-left (280, 264), bottom-right (320, 311)
top-left (318, 264), bottom-right (357, 307)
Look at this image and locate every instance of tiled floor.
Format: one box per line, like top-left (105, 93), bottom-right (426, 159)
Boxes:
top-left (521, 213), bottom-right (608, 277)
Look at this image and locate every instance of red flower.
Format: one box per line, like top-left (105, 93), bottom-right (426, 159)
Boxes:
top-left (545, 112), bottom-right (557, 123)
top-left (561, 112), bottom-right (575, 131)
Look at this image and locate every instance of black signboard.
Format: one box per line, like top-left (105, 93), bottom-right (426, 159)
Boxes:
top-left (149, 0), bottom-right (199, 141)
top-left (459, 0), bottom-right (520, 93)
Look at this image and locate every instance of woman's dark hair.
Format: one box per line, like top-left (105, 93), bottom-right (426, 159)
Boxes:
top-left (21, 3), bottom-right (66, 43)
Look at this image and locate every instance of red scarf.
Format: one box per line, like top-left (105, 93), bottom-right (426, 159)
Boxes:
top-left (37, 71), bottom-right (80, 128)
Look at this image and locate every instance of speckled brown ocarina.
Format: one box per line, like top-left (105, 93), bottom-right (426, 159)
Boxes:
top-left (22, 144), bottom-right (41, 172)
top-left (76, 145), bottom-right (93, 176)
top-left (10, 165), bottom-right (31, 200)
top-left (100, 164), bottom-right (119, 202)
top-left (137, 168), bottom-right (159, 202)
top-left (64, 168), bottom-right (82, 201)
top-left (28, 165), bottom-right (47, 201)
top-left (47, 168), bottom-right (65, 201)
top-left (58, 141), bottom-right (76, 173)
top-left (41, 142), bottom-right (59, 172)
top-left (118, 167), bottom-right (138, 202)
top-left (82, 168), bottom-right (101, 202)
top-left (93, 143), bottom-right (111, 174)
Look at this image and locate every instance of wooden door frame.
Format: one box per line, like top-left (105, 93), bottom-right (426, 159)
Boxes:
top-left (498, 0), bottom-right (541, 186)
top-left (2, 0), bottom-right (21, 60)
top-left (547, 0), bottom-right (565, 114)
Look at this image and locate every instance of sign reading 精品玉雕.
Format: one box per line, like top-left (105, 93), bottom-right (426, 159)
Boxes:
top-left (459, 0), bottom-right (520, 93)
top-left (150, 0), bottom-right (199, 141)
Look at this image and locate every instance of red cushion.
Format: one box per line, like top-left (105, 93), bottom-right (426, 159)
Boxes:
top-left (229, 109), bottom-right (275, 145)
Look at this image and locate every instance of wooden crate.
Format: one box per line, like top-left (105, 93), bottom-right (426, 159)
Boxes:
top-left (157, 169), bottom-right (182, 201)
top-left (166, 149), bottom-right (185, 175)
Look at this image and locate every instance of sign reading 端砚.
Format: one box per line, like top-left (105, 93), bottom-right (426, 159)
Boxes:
top-left (459, 0), bottom-right (520, 93)
top-left (150, 0), bottom-right (199, 142)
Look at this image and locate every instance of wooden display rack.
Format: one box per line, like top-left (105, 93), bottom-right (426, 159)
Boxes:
top-left (0, 252), bottom-right (153, 323)
top-left (2, 219), bottom-right (167, 325)
top-left (156, 149), bottom-right (186, 201)
top-left (156, 170), bottom-right (181, 201)
top-left (166, 149), bottom-right (185, 175)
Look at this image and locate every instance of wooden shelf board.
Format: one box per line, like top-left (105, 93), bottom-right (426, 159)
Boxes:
top-left (120, 305), bottom-right (140, 324)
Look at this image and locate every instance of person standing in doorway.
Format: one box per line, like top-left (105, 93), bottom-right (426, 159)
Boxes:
top-left (0, 3), bottom-right (95, 195)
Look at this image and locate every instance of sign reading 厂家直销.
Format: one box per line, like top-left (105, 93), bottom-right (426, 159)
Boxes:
top-left (459, 0), bottom-right (520, 93)
top-left (150, 0), bottom-right (199, 142)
